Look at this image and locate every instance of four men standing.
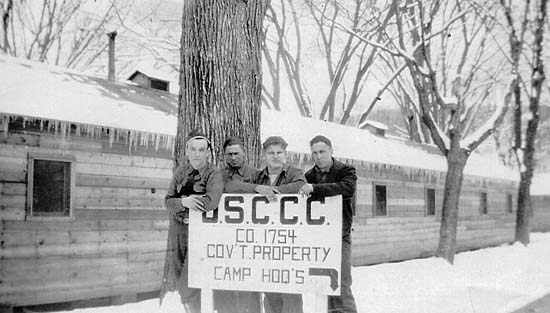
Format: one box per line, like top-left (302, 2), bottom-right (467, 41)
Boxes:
top-left (165, 132), bottom-right (357, 313)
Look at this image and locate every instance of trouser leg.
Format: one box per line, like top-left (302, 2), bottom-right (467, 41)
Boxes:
top-left (328, 234), bottom-right (357, 313)
top-left (215, 290), bottom-right (261, 313)
top-left (265, 292), bottom-right (303, 313)
top-left (170, 221), bottom-right (201, 312)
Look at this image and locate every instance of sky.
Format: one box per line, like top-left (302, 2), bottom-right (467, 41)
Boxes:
top-left (49, 232), bottom-right (550, 313)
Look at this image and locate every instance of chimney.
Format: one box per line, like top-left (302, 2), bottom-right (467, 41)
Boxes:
top-left (107, 31), bottom-right (117, 82)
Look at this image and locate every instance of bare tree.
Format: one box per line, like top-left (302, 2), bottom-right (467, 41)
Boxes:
top-left (363, 0), bottom-right (510, 263)
top-left (0, 0), bottom-right (134, 73)
top-left (303, 0), bottom-right (396, 123)
top-left (0, 0), bottom-right (13, 53)
top-left (498, 0), bottom-right (548, 245)
top-left (262, 0), bottom-right (312, 116)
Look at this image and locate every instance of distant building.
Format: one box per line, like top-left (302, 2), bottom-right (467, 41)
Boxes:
top-left (127, 69), bottom-right (172, 93)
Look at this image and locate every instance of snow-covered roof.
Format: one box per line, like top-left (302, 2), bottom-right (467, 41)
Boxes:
top-left (0, 55), bottom-right (177, 136)
top-left (262, 110), bottom-right (517, 181)
top-left (532, 173), bottom-right (550, 195)
top-left (0, 55), bottom-right (517, 181)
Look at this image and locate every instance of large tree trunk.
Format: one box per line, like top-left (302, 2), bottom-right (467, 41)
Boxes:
top-left (161, 0), bottom-right (266, 301)
top-left (514, 0), bottom-right (547, 245)
top-left (436, 148), bottom-right (468, 264)
top-left (174, 0), bottom-right (266, 167)
top-left (515, 173), bottom-right (532, 244)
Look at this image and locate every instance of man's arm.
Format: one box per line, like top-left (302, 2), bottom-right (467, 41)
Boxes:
top-left (224, 179), bottom-right (258, 193)
top-left (197, 168), bottom-right (224, 212)
top-left (276, 167), bottom-right (306, 193)
top-left (311, 166), bottom-right (357, 198)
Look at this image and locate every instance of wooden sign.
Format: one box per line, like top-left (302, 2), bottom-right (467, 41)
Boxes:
top-left (188, 194), bottom-right (342, 296)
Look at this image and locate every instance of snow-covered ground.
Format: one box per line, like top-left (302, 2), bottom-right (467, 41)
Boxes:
top-left (54, 233), bottom-right (550, 313)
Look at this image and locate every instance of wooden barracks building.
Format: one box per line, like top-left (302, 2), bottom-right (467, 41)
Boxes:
top-left (0, 55), bottom-right (545, 308)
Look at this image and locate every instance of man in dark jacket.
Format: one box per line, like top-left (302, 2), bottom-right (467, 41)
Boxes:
top-left (164, 131), bottom-right (224, 313)
top-left (299, 135), bottom-right (358, 313)
top-left (216, 136), bottom-right (262, 313)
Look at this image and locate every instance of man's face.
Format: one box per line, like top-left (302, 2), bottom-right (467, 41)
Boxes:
top-left (225, 144), bottom-right (245, 169)
top-left (264, 144), bottom-right (286, 171)
top-left (311, 142), bottom-right (333, 171)
top-left (186, 139), bottom-right (209, 169)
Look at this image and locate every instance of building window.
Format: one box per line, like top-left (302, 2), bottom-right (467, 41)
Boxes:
top-left (27, 154), bottom-right (75, 219)
top-left (506, 193), bottom-right (514, 213)
top-left (480, 191), bottom-right (488, 215)
top-left (374, 184), bottom-right (387, 217)
top-left (426, 188), bottom-right (436, 216)
top-left (150, 78), bottom-right (169, 92)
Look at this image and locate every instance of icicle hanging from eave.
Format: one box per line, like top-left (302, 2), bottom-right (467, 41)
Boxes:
top-left (1, 114), bottom-right (9, 137)
top-left (0, 113), bottom-right (176, 153)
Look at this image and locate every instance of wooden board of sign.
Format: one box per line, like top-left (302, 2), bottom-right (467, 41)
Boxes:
top-left (189, 194), bottom-right (342, 313)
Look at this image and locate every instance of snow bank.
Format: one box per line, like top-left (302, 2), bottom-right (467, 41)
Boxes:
top-left (354, 232), bottom-right (550, 313)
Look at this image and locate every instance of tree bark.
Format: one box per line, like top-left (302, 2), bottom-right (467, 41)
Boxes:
top-left (174, 0), bottom-right (266, 167)
top-left (161, 0), bottom-right (266, 301)
top-left (436, 145), bottom-right (468, 264)
top-left (515, 173), bottom-right (532, 244)
top-left (513, 0), bottom-right (547, 245)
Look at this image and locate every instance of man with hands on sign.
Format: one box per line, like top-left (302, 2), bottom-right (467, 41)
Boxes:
top-left (299, 135), bottom-right (358, 313)
top-left (164, 130), bottom-right (224, 313)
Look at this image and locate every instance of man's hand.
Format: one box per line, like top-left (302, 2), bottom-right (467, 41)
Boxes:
top-left (181, 195), bottom-right (206, 212)
top-left (255, 185), bottom-right (280, 202)
top-left (299, 183), bottom-right (314, 197)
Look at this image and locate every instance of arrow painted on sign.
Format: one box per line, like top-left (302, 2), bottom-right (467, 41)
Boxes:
top-left (309, 267), bottom-right (339, 291)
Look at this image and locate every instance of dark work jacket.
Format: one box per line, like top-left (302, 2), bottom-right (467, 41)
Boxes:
top-left (165, 162), bottom-right (223, 220)
top-left (222, 164), bottom-right (260, 193)
top-left (225, 163), bottom-right (306, 193)
top-left (256, 164), bottom-right (306, 192)
top-left (305, 158), bottom-right (357, 236)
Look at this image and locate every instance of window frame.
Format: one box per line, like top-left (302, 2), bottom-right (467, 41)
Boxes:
top-left (479, 191), bottom-right (488, 215)
top-left (425, 186), bottom-right (436, 216)
top-left (27, 152), bottom-right (76, 221)
top-left (372, 182), bottom-right (388, 217)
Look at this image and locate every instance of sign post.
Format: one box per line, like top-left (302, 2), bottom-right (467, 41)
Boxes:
top-left (189, 194), bottom-right (342, 313)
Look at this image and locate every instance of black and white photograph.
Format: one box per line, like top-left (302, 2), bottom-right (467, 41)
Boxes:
top-left (1, 0), bottom-right (549, 312)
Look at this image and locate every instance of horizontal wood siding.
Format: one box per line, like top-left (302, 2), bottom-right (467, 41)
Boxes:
top-left (0, 137), bottom-right (172, 306)
top-left (351, 215), bottom-right (515, 266)
top-left (532, 195), bottom-right (550, 231)
top-left (1, 210), bottom-right (168, 306)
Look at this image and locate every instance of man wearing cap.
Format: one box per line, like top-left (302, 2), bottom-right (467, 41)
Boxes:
top-left (258, 136), bottom-right (306, 313)
top-left (216, 136), bottom-right (262, 313)
top-left (225, 136), bottom-right (305, 202)
top-left (165, 130), bottom-right (224, 313)
top-left (223, 135), bottom-right (306, 313)
top-left (299, 135), bottom-right (358, 313)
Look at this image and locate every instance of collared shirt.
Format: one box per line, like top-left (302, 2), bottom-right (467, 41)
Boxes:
top-left (223, 164), bottom-right (260, 193)
top-left (305, 158), bottom-right (357, 235)
top-left (165, 161), bottom-right (224, 220)
top-left (223, 164), bottom-right (259, 183)
top-left (256, 164), bottom-right (306, 193)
